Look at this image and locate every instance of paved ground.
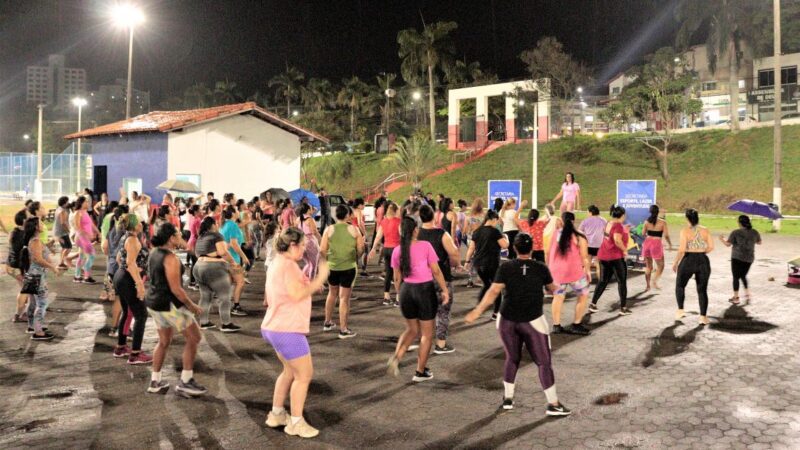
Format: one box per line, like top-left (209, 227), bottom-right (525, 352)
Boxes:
top-left (1, 235), bottom-right (799, 449)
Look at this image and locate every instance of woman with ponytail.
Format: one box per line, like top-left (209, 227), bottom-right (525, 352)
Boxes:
top-left (673, 209), bottom-right (714, 324)
top-left (387, 216), bottom-right (450, 383)
top-left (641, 204), bottom-right (672, 291)
top-left (588, 205), bottom-right (631, 316)
top-left (719, 215), bottom-right (761, 304)
top-left (548, 212), bottom-right (592, 335)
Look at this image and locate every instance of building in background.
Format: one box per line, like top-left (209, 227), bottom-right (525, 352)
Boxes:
top-left (748, 52), bottom-right (800, 122)
top-left (26, 54), bottom-right (87, 110)
top-left (89, 79), bottom-right (150, 121)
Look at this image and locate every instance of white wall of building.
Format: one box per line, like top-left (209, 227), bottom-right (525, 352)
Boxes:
top-left (167, 114), bottom-right (301, 199)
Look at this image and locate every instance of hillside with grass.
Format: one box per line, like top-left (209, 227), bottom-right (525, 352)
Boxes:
top-left (396, 126), bottom-right (800, 215)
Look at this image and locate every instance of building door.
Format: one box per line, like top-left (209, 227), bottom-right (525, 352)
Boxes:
top-left (93, 165), bottom-right (107, 196)
top-left (123, 177), bottom-right (143, 197)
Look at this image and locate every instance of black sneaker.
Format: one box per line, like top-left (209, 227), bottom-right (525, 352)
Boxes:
top-left (220, 323), bottom-right (241, 333)
top-left (82, 277), bottom-right (98, 284)
top-left (230, 305), bottom-right (248, 316)
top-left (569, 323), bottom-right (591, 336)
top-left (490, 313), bottom-right (498, 321)
top-left (433, 345), bottom-right (455, 355)
top-left (31, 331), bottom-right (55, 341)
top-left (176, 378), bottom-right (208, 397)
top-left (360, 271), bottom-right (370, 277)
top-left (552, 324), bottom-right (565, 334)
top-left (26, 327), bottom-right (48, 334)
top-left (382, 298), bottom-right (392, 306)
top-left (546, 402), bottom-right (572, 417)
top-left (392, 300), bottom-right (400, 308)
top-left (323, 321), bottom-right (335, 332)
top-left (147, 380), bottom-right (169, 395)
top-left (619, 307), bottom-right (632, 316)
top-left (72, 276), bottom-right (82, 283)
top-left (587, 303), bottom-right (599, 313)
top-left (502, 397), bottom-right (514, 410)
top-left (199, 322), bottom-right (215, 330)
top-left (338, 329), bottom-right (357, 339)
top-left (412, 368), bottom-right (433, 382)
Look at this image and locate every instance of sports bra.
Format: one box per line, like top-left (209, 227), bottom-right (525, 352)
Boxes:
top-left (686, 227), bottom-right (708, 251)
top-left (646, 230), bottom-right (663, 237)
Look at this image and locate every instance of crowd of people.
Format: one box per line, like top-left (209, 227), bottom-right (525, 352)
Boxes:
top-left (0, 174), bottom-right (764, 440)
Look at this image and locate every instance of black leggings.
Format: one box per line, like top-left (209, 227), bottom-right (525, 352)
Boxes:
top-left (476, 263), bottom-right (500, 313)
top-left (676, 253), bottom-right (711, 316)
top-left (591, 258), bottom-right (628, 308)
top-left (187, 251), bottom-right (197, 284)
top-left (506, 231), bottom-right (519, 259)
top-left (113, 270), bottom-right (147, 351)
top-left (731, 258), bottom-right (752, 292)
top-left (382, 247), bottom-right (395, 293)
top-left (242, 244), bottom-right (255, 271)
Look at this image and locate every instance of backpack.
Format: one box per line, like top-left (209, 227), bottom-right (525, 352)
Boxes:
top-left (7, 228), bottom-right (26, 270)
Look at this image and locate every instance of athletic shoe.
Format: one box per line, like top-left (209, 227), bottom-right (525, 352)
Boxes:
top-left (699, 315), bottom-right (710, 325)
top-left (618, 307), bottom-right (632, 316)
top-left (323, 321), bottom-right (335, 332)
top-left (552, 325), bottom-right (565, 334)
top-left (502, 397), bottom-right (514, 410)
top-left (31, 331), bottom-right (55, 341)
top-left (386, 356), bottom-right (400, 377)
top-left (433, 345), bottom-right (455, 355)
top-left (220, 323), bottom-right (241, 333)
top-left (382, 298), bottom-right (392, 306)
top-left (12, 313), bottom-right (28, 323)
top-left (113, 345), bottom-right (131, 358)
top-left (407, 344), bottom-right (419, 351)
top-left (127, 352), bottom-right (153, 365)
top-left (284, 417), bottom-right (319, 438)
top-left (569, 324), bottom-right (591, 336)
top-left (244, 277), bottom-right (252, 285)
top-left (199, 322), bottom-right (216, 330)
top-left (546, 402), bottom-right (572, 417)
top-left (412, 368), bottom-right (434, 383)
top-left (82, 277), bottom-right (98, 284)
top-left (187, 283), bottom-right (199, 291)
top-left (490, 313), bottom-right (498, 321)
top-left (57, 263), bottom-right (68, 270)
top-left (378, 275), bottom-right (386, 281)
top-left (26, 327), bottom-right (48, 334)
top-left (359, 271), bottom-right (370, 277)
top-left (230, 305), bottom-right (248, 316)
top-left (147, 380), bottom-right (170, 395)
top-left (466, 280), bottom-right (476, 288)
top-left (265, 410), bottom-right (287, 428)
top-left (392, 300), bottom-right (400, 307)
top-left (675, 309), bottom-right (686, 320)
top-left (587, 303), bottom-right (599, 313)
top-left (176, 378), bottom-right (207, 397)
top-left (72, 276), bottom-right (82, 283)
top-left (338, 329), bottom-right (357, 339)
top-left (108, 328), bottom-right (118, 338)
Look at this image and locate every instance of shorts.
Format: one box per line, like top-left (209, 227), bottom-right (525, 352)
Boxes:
top-left (532, 250), bottom-right (545, 263)
top-left (59, 235), bottom-right (72, 250)
top-left (228, 263), bottom-right (245, 277)
top-left (328, 268), bottom-right (356, 288)
top-left (588, 247), bottom-right (599, 257)
top-left (261, 329), bottom-right (310, 360)
top-left (147, 304), bottom-right (197, 332)
top-left (399, 281), bottom-right (438, 321)
top-left (554, 275), bottom-right (591, 296)
top-left (642, 238), bottom-right (664, 260)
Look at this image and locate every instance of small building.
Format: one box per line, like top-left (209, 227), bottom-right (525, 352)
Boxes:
top-left (65, 102), bottom-right (328, 200)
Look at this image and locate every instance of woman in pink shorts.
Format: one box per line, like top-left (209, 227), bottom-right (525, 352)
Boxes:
top-left (642, 205), bottom-right (672, 291)
top-left (549, 172), bottom-right (580, 213)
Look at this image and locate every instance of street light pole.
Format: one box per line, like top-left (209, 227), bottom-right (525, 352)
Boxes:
top-left (532, 99), bottom-right (538, 209)
top-left (113, 3), bottom-right (144, 119)
top-left (73, 97), bottom-right (87, 192)
top-left (36, 104), bottom-right (44, 200)
top-left (125, 26), bottom-right (134, 119)
top-left (773, 0), bottom-right (782, 231)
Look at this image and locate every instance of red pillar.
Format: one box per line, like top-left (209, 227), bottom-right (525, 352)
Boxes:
top-left (476, 120), bottom-right (488, 148)
top-left (447, 124), bottom-right (458, 150)
top-left (505, 118), bottom-right (516, 142)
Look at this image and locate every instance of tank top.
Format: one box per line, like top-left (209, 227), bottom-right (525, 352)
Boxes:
top-left (327, 223), bottom-right (357, 271)
top-left (145, 248), bottom-right (183, 311)
top-left (417, 227), bottom-right (452, 281)
top-left (548, 232), bottom-right (584, 284)
top-left (441, 213), bottom-right (453, 235)
top-left (119, 233), bottom-right (149, 272)
top-left (686, 227), bottom-right (708, 251)
top-left (79, 211), bottom-right (94, 234)
top-left (53, 207), bottom-right (67, 237)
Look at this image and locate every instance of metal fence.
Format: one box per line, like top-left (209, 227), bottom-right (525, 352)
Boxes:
top-left (0, 142), bottom-right (92, 200)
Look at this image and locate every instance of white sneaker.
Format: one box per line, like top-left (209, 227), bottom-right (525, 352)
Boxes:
top-left (284, 417), bottom-right (319, 438)
top-left (265, 410), bottom-right (287, 428)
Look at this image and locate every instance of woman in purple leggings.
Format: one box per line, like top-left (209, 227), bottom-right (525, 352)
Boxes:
top-left (466, 233), bottom-right (571, 416)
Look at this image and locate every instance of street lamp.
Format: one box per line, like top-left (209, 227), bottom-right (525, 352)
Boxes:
top-left (412, 91), bottom-right (422, 101)
top-left (112, 3), bottom-right (145, 119)
top-left (292, 110), bottom-right (299, 117)
top-left (72, 97), bottom-right (87, 192)
top-left (23, 134), bottom-right (30, 141)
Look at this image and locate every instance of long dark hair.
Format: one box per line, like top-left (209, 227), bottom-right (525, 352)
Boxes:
top-left (738, 215), bottom-right (752, 230)
top-left (399, 216), bottom-right (418, 278)
top-left (610, 205), bottom-right (626, 219)
top-left (527, 209), bottom-right (540, 227)
top-left (647, 204), bottom-right (660, 225)
top-left (557, 212), bottom-right (585, 255)
top-left (151, 222), bottom-right (177, 247)
top-left (685, 208), bottom-right (699, 226)
top-left (493, 198), bottom-right (503, 212)
top-left (482, 209), bottom-right (499, 226)
top-left (299, 203), bottom-right (311, 223)
top-left (22, 217), bottom-right (40, 245)
top-left (198, 216), bottom-right (216, 236)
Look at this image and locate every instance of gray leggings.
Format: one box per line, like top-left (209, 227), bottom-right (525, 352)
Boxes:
top-left (435, 281), bottom-right (454, 341)
top-left (192, 261), bottom-right (232, 324)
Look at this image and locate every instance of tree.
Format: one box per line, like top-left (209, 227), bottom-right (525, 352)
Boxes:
top-left (676, 0), bottom-right (762, 132)
top-left (398, 21), bottom-right (458, 141)
top-left (247, 90), bottom-right (271, 109)
top-left (391, 133), bottom-right (439, 190)
top-left (183, 83), bottom-right (213, 109)
top-left (519, 37), bottom-right (593, 134)
top-left (750, 1), bottom-right (800, 56)
top-left (213, 80), bottom-right (241, 105)
top-left (301, 78), bottom-right (334, 112)
top-left (597, 101), bottom-right (634, 132)
top-left (444, 59), bottom-right (497, 87)
top-left (269, 64), bottom-right (305, 117)
top-left (337, 76), bottom-right (369, 142)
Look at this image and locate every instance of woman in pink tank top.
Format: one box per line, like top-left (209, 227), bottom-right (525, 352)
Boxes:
top-left (72, 196), bottom-right (100, 283)
top-left (548, 212), bottom-right (592, 335)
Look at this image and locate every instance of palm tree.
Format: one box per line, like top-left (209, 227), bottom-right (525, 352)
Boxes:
top-left (444, 59), bottom-right (497, 87)
top-left (301, 78), bottom-right (334, 112)
top-left (213, 80), bottom-right (241, 105)
top-left (247, 90), bottom-right (270, 108)
top-left (336, 76), bottom-right (369, 142)
top-left (397, 21), bottom-right (458, 141)
top-left (269, 64), bottom-right (305, 117)
top-left (391, 134), bottom-right (439, 190)
top-left (183, 83), bottom-right (213, 109)
top-left (676, 0), bottom-right (759, 132)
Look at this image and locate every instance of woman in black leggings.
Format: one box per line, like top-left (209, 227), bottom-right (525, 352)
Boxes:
top-left (719, 215), bottom-right (761, 305)
top-left (588, 205), bottom-right (631, 316)
top-left (465, 210), bottom-right (509, 320)
top-left (672, 209), bottom-right (714, 324)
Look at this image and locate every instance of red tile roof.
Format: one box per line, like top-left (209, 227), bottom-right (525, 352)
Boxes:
top-left (65, 102), bottom-right (329, 143)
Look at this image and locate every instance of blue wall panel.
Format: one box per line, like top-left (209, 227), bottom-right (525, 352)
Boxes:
top-left (90, 133), bottom-right (168, 200)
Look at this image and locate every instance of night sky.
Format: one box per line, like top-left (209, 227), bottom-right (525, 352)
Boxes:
top-left (0, 0), bottom-right (681, 105)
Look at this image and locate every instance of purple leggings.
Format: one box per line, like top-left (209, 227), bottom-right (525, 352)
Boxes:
top-left (497, 316), bottom-right (555, 389)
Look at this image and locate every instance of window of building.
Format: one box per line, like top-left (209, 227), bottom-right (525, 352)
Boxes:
top-left (759, 66), bottom-right (798, 87)
top-left (701, 81), bottom-right (717, 91)
top-left (611, 87), bottom-right (620, 95)
top-left (738, 79), bottom-right (745, 89)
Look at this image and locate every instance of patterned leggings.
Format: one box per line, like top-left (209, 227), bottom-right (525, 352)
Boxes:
top-left (435, 281), bottom-right (454, 341)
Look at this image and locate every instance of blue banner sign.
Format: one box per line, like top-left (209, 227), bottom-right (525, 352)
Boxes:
top-left (616, 180), bottom-right (657, 226)
top-left (488, 180), bottom-right (522, 210)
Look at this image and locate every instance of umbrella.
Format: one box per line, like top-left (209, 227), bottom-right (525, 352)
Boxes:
top-left (156, 179), bottom-right (202, 194)
top-left (289, 188), bottom-right (320, 209)
top-left (727, 199), bottom-right (783, 220)
top-left (266, 188), bottom-right (290, 201)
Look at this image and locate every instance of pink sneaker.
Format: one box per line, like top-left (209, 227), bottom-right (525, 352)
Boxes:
top-left (127, 352), bottom-right (153, 365)
top-left (112, 345), bottom-right (131, 358)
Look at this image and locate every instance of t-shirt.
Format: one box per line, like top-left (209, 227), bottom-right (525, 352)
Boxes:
top-left (195, 231), bottom-right (224, 257)
top-left (579, 215), bottom-right (607, 249)
top-left (391, 240), bottom-right (438, 283)
top-left (262, 254), bottom-right (312, 333)
top-left (132, 202), bottom-right (149, 223)
top-left (471, 225), bottom-right (504, 267)
top-left (598, 222), bottom-right (628, 261)
top-left (562, 182), bottom-right (580, 203)
top-left (100, 213), bottom-right (113, 242)
top-left (380, 217), bottom-right (401, 248)
top-left (729, 228), bottom-right (761, 263)
top-left (519, 219), bottom-right (549, 251)
top-left (501, 209), bottom-right (519, 232)
top-left (220, 220), bottom-right (244, 264)
top-left (494, 259), bottom-right (553, 322)
top-left (548, 231), bottom-right (585, 284)
top-left (187, 215), bottom-right (201, 250)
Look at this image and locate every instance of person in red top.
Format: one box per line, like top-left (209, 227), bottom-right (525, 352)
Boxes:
top-left (588, 205), bottom-right (631, 316)
top-left (368, 202), bottom-right (401, 305)
top-left (518, 209), bottom-right (550, 263)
